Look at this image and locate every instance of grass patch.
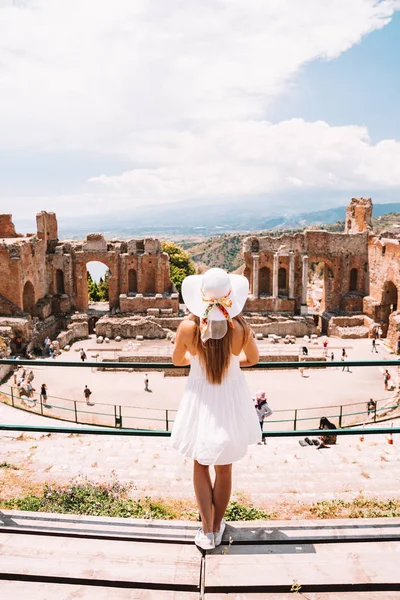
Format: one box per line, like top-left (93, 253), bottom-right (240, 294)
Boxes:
top-left (224, 501), bottom-right (275, 521)
top-left (0, 478), bottom-right (274, 521)
top-left (2, 478), bottom-right (400, 521)
top-left (310, 497), bottom-right (400, 519)
top-left (0, 462), bottom-right (19, 470)
top-left (1, 480), bottom-right (178, 519)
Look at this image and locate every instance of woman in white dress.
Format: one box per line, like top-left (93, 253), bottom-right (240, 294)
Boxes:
top-left (171, 268), bottom-right (261, 550)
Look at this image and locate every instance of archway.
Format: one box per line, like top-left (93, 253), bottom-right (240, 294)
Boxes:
top-left (128, 268), bottom-right (138, 294)
top-left (278, 267), bottom-right (287, 295)
top-left (378, 281), bottom-right (398, 335)
top-left (86, 261), bottom-right (111, 310)
top-left (259, 266), bottom-right (271, 295)
top-left (349, 268), bottom-right (358, 292)
top-left (250, 238), bottom-right (260, 253)
top-left (307, 260), bottom-right (335, 313)
top-left (56, 269), bottom-right (65, 294)
top-left (144, 266), bottom-right (156, 294)
top-left (22, 281), bottom-right (35, 314)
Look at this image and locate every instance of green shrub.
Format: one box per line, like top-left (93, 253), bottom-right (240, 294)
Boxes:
top-left (224, 501), bottom-right (274, 521)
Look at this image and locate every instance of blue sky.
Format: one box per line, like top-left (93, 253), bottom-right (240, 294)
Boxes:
top-left (269, 12), bottom-right (400, 142)
top-left (0, 0), bottom-right (399, 228)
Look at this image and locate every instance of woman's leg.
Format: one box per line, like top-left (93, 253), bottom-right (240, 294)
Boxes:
top-left (193, 460), bottom-right (213, 533)
top-left (212, 464), bottom-right (232, 532)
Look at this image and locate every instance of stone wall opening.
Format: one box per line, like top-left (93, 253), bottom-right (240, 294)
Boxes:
top-left (56, 269), bottom-right (65, 294)
top-left (144, 262), bottom-right (156, 294)
top-left (378, 281), bottom-right (398, 335)
top-left (259, 266), bottom-right (271, 295)
top-left (86, 261), bottom-right (110, 310)
top-left (22, 281), bottom-right (35, 314)
top-left (307, 261), bottom-right (335, 314)
top-left (128, 268), bottom-right (138, 294)
top-left (350, 268), bottom-right (358, 292)
top-left (278, 267), bottom-right (287, 296)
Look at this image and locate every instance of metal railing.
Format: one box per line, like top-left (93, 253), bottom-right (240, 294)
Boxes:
top-left (1, 357), bottom-right (399, 431)
top-left (0, 382), bottom-right (398, 431)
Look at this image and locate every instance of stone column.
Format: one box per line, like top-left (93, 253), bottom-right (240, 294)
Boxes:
top-left (289, 251), bottom-right (295, 298)
top-left (137, 254), bottom-right (142, 293)
top-left (272, 253), bottom-right (279, 297)
top-left (252, 254), bottom-right (259, 298)
top-left (301, 254), bottom-right (308, 315)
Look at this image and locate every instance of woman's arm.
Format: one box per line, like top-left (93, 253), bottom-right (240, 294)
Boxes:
top-left (239, 331), bottom-right (259, 367)
top-left (172, 320), bottom-right (195, 366)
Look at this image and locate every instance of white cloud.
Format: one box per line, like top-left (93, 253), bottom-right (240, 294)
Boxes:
top-left (0, 0), bottom-right (399, 210)
top-left (90, 119), bottom-right (400, 202)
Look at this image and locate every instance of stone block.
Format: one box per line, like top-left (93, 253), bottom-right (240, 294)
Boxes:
top-left (104, 337), bottom-right (110, 343)
top-left (147, 308), bottom-right (160, 316)
top-left (136, 335), bottom-right (144, 341)
top-left (155, 294), bottom-right (163, 299)
top-left (82, 233), bottom-right (107, 252)
top-left (64, 345), bottom-right (70, 351)
top-left (171, 293), bottom-right (179, 299)
top-left (256, 333), bottom-right (264, 340)
top-left (96, 336), bottom-right (104, 344)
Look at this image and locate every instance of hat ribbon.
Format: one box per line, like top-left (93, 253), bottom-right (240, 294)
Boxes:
top-left (200, 289), bottom-right (235, 336)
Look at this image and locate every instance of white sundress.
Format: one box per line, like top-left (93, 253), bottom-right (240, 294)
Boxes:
top-left (171, 354), bottom-right (261, 465)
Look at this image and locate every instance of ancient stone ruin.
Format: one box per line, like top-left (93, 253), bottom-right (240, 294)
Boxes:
top-left (1, 197), bottom-right (400, 354)
top-left (0, 212), bottom-right (178, 353)
top-left (242, 197), bottom-right (400, 345)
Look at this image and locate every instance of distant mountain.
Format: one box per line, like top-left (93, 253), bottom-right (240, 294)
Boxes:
top-left (58, 200), bottom-right (400, 238)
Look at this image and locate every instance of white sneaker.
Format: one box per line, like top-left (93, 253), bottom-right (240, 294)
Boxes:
top-left (213, 519), bottom-right (226, 547)
top-left (195, 528), bottom-right (215, 550)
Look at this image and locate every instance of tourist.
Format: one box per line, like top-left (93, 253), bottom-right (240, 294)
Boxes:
top-left (330, 352), bottom-right (335, 361)
top-left (384, 369), bottom-right (391, 391)
top-left (144, 373), bottom-right (149, 392)
top-left (49, 342), bottom-right (55, 359)
top-left (40, 383), bottom-right (51, 408)
top-left (371, 339), bottom-right (378, 353)
top-left (341, 351), bottom-right (350, 372)
top-left (254, 390), bottom-right (273, 444)
top-left (323, 340), bottom-right (328, 356)
top-left (319, 416), bottom-right (337, 445)
top-left (80, 348), bottom-right (87, 362)
top-left (84, 385), bottom-right (93, 405)
top-left (171, 268), bottom-right (260, 550)
top-left (44, 336), bottom-right (50, 355)
top-left (302, 346), bottom-right (308, 356)
top-left (367, 398), bottom-right (376, 417)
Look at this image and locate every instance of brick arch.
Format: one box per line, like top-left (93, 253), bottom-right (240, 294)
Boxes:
top-left (74, 253), bottom-right (118, 311)
top-left (259, 266), bottom-right (271, 295)
top-left (22, 281), bottom-right (35, 314)
top-left (128, 268), bottom-right (138, 294)
top-left (349, 268), bottom-right (358, 292)
top-left (56, 269), bottom-right (65, 294)
top-left (377, 281), bottom-right (398, 336)
top-left (307, 256), bottom-right (337, 312)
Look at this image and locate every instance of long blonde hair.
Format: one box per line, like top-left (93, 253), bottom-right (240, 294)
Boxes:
top-left (190, 314), bottom-right (251, 384)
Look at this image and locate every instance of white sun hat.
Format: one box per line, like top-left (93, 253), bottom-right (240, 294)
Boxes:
top-left (182, 268), bottom-right (249, 341)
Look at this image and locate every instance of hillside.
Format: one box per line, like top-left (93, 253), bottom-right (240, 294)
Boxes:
top-left (372, 212), bottom-right (400, 233)
top-left (182, 222), bottom-right (345, 272)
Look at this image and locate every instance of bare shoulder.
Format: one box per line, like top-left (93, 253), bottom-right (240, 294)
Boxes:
top-left (177, 317), bottom-right (197, 338)
top-left (231, 317), bottom-right (247, 351)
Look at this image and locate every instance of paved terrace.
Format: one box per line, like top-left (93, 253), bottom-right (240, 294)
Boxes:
top-left (1, 336), bottom-right (398, 429)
